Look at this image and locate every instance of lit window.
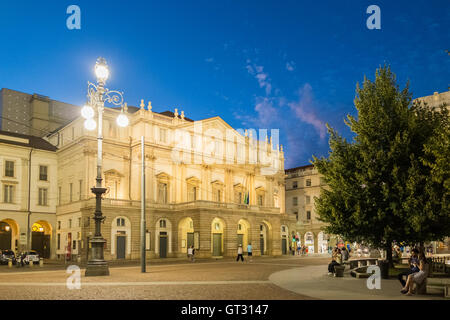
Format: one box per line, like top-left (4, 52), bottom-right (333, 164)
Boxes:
top-left (3, 185), bottom-right (14, 203)
top-left (160, 219), bottom-right (167, 228)
top-left (292, 197), bottom-right (298, 206)
top-left (38, 188), bottom-right (48, 206)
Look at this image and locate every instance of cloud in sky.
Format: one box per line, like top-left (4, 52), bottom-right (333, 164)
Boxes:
top-left (286, 61), bottom-right (295, 71)
top-left (238, 59), bottom-right (330, 167)
top-left (205, 57), bottom-right (214, 63)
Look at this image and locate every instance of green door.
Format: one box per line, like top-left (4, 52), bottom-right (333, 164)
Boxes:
top-left (282, 238), bottom-right (287, 255)
top-left (116, 236), bottom-right (126, 259)
top-left (237, 234), bottom-right (244, 248)
top-left (213, 234), bottom-right (222, 256)
top-left (187, 232), bottom-right (194, 248)
top-left (159, 235), bottom-right (167, 258)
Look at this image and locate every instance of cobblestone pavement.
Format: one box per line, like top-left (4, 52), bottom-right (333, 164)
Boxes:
top-left (0, 256), bottom-right (329, 300)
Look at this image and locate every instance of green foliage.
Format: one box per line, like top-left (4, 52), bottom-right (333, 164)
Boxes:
top-left (313, 65), bottom-right (449, 255)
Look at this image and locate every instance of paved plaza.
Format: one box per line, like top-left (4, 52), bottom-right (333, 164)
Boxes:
top-left (0, 256), bottom-right (446, 300)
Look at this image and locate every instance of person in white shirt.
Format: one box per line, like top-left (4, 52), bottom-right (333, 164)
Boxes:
top-left (187, 246), bottom-right (194, 262)
top-left (247, 243), bottom-right (253, 262)
top-left (236, 244), bottom-right (244, 262)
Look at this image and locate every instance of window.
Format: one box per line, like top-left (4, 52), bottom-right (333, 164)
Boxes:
top-left (235, 192), bottom-right (242, 204)
top-left (292, 181), bottom-right (298, 189)
top-left (292, 197), bottom-right (298, 206)
top-left (257, 195), bottom-right (264, 206)
top-left (282, 226), bottom-right (286, 232)
top-left (79, 180), bottom-right (83, 200)
top-left (158, 183), bottom-right (168, 204)
top-left (160, 219), bottom-right (167, 228)
top-left (38, 188), bottom-right (48, 206)
top-left (306, 195), bottom-right (311, 205)
top-left (58, 186), bottom-right (61, 205)
top-left (69, 183), bottom-right (73, 202)
top-left (217, 190), bottom-right (221, 202)
top-left (215, 223), bottom-right (220, 231)
top-left (57, 234), bottom-right (61, 250)
top-left (159, 128), bottom-right (167, 143)
top-left (117, 218), bottom-right (125, 227)
top-left (306, 211), bottom-right (311, 220)
top-left (188, 186), bottom-right (197, 202)
top-left (3, 185), bottom-right (13, 203)
top-left (58, 221), bottom-right (61, 230)
top-left (73, 240), bottom-right (76, 250)
top-left (39, 165), bottom-right (48, 181)
top-left (238, 224), bottom-right (242, 231)
top-left (69, 219), bottom-right (72, 228)
top-left (5, 161), bottom-right (14, 177)
top-left (260, 225), bottom-right (263, 231)
top-left (306, 179), bottom-right (311, 187)
top-left (294, 211), bottom-right (298, 221)
top-left (78, 217), bottom-right (81, 227)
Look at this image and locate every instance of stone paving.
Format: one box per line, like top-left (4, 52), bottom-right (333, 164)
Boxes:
top-left (1, 255), bottom-right (444, 300)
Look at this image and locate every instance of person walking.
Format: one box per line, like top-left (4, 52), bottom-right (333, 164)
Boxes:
top-left (247, 243), bottom-right (253, 262)
top-left (236, 244), bottom-right (244, 262)
top-left (187, 246), bottom-right (193, 262)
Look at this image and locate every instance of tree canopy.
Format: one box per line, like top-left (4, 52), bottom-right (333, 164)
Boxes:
top-left (312, 65), bottom-right (449, 259)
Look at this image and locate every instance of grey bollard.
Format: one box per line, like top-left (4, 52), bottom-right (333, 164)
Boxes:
top-left (39, 258), bottom-right (44, 267)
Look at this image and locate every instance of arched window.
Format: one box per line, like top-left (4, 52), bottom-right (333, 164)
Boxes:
top-left (160, 219), bottom-right (167, 228)
top-left (117, 218), bottom-right (125, 227)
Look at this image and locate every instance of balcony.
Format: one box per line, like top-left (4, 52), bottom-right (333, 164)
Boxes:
top-left (82, 198), bottom-right (281, 214)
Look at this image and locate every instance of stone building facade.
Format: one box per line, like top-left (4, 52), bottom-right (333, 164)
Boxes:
top-left (47, 102), bottom-right (293, 261)
top-left (0, 130), bottom-right (58, 258)
top-left (285, 164), bottom-right (338, 254)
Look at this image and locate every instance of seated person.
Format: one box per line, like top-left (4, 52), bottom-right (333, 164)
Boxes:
top-left (401, 251), bottom-right (428, 295)
top-left (328, 248), bottom-right (342, 275)
top-left (398, 248), bottom-right (420, 287)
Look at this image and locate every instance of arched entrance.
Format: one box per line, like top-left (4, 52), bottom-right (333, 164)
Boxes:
top-left (304, 231), bottom-right (314, 254)
top-left (318, 231), bottom-right (328, 254)
top-left (237, 219), bottom-right (250, 251)
top-left (155, 218), bottom-right (172, 258)
top-left (211, 217), bottom-right (225, 257)
top-left (178, 217), bottom-right (194, 253)
top-left (31, 221), bottom-right (51, 258)
top-left (280, 225), bottom-right (289, 255)
top-left (0, 221), bottom-right (12, 251)
top-left (259, 220), bottom-right (272, 255)
top-left (111, 216), bottom-right (131, 259)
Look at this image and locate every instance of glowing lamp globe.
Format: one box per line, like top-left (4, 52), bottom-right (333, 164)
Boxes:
top-left (95, 58), bottom-right (109, 82)
top-left (116, 113), bottom-right (129, 127)
top-left (81, 105), bottom-right (94, 119)
top-left (84, 118), bottom-right (97, 131)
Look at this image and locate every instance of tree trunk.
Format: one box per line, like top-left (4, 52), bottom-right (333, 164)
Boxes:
top-left (385, 242), bottom-right (393, 267)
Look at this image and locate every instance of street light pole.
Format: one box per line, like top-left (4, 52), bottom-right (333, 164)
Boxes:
top-left (141, 136), bottom-right (146, 273)
top-left (83, 57), bottom-right (128, 277)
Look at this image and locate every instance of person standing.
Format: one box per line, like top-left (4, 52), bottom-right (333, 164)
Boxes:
top-left (187, 246), bottom-right (193, 262)
top-left (247, 243), bottom-right (253, 262)
top-left (236, 244), bottom-right (244, 262)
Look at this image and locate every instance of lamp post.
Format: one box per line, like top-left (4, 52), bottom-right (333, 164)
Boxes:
top-left (82, 57), bottom-right (129, 276)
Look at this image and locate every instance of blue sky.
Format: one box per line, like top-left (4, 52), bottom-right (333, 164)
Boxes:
top-left (0, 0), bottom-right (449, 168)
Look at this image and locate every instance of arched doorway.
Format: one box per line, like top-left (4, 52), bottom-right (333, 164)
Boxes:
top-left (259, 220), bottom-right (272, 255)
top-left (31, 221), bottom-right (51, 258)
top-left (318, 231), bottom-right (328, 254)
top-left (280, 225), bottom-right (289, 255)
top-left (111, 216), bottom-right (131, 259)
top-left (155, 218), bottom-right (172, 258)
top-left (0, 221), bottom-right (12, 251)
top-left (237, 219), bottom-right (250, 251)
top-left (178, 217), bottom-right (194, 254)
top-left (211, 217), bottom-right (225, 257)
top-left (304, 231), bottom-right (314, 254)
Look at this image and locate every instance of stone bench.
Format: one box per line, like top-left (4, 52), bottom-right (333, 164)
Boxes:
top-left (347, 258), bottom-right (379, 269)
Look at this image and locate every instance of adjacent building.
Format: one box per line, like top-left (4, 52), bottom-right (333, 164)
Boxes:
top-left (0, 130), bottom-right (57, 258)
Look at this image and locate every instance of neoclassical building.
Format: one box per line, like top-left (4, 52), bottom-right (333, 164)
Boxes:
top-left (47, 101), bottom-right (292, 261)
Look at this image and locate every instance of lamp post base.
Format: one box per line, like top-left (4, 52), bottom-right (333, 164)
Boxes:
top-left (85, 236), bottom-right (109, 277)
top-left (85, 260), bottom-right (110, 277)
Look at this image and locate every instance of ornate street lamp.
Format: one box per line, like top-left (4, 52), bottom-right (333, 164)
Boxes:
top-left (82, 57), bottom-right (128, 276)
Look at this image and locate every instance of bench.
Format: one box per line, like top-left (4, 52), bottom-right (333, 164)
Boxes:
top-left (426, 277), bottom-right (450, 299)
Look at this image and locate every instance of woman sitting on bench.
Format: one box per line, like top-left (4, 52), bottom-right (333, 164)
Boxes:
top-left (328, 248), bottom-right (342, 276)
top-left (401, 251), bottom-right (428, 295)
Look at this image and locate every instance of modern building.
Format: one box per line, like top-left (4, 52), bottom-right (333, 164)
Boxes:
top-left (0, 88), bottom-right (80, 137)
top-left (285, 164), bottom-right (337, 254)
top-left (46, 101), bottom-right (292, 261)
top-left (0, 130), bottom-right (58, 258)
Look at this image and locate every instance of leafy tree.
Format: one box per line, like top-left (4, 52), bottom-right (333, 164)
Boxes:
top-left (313, 65), bottom-right (449, 264)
